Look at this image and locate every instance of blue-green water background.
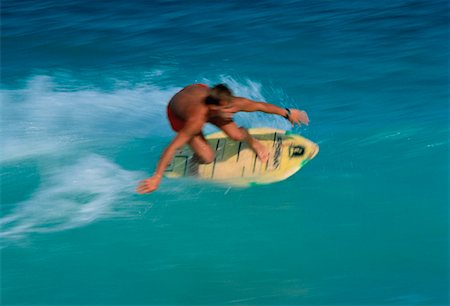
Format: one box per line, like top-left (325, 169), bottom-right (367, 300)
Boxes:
top-left (1, 0), bottom-right (448, 305)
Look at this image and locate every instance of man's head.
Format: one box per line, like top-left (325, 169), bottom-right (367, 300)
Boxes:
top-left (205, 84), bottom-right (233, 106)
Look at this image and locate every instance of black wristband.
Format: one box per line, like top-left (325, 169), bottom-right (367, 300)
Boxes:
top-left (284, 108), bottom-right (291, 119)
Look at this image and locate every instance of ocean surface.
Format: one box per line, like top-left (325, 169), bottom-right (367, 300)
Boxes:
top-left (1, 0), bottom-right (448, 305)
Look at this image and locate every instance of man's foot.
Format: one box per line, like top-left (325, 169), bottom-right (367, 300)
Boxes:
top-left (250, 140), bottom-right (269, 163)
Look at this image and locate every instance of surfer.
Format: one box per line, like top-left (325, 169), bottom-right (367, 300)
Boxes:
top-left (137, 83), bottom-right (309, 194)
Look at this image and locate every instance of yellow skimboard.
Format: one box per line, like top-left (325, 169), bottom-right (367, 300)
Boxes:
top-left (165, 127), bottom-right (319, 187)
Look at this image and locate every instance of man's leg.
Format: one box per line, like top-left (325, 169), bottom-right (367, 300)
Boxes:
top-left (210, 119), bottom-right (269, 162)
top-left (188, 133), bottom-right (215, 164)
top-left (186, 133), bottom-right (214, 176)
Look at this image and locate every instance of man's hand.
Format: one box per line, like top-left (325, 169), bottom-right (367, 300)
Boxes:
top-left (136, 175), bottom-right (162, 194)
top-left (288, 109), bottom-right (309, 127)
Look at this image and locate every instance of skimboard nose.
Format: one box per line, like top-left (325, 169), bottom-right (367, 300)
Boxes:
top-left (309, 144), bottom-right (320, 159)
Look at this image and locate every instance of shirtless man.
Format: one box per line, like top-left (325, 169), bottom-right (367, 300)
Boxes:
top-left (137, 83), bottom-right (309, 194)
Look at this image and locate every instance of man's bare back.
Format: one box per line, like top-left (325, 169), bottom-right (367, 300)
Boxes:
top-left (168, 84), bottom-right (210, 121)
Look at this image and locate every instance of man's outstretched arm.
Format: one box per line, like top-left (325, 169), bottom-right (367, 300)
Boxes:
top-left (232, 97), bottom-right (309, 126)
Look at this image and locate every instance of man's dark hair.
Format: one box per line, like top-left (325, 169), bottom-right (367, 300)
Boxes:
top-left (205, 84), bottom-right (233, 105)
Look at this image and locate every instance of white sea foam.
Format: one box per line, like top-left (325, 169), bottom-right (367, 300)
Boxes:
top-left (0, 154), bottom-right (144, 241)
top-left (1, 75), bottom-right (290, 162)
top-left (1, 76), bottom-right (181, 162)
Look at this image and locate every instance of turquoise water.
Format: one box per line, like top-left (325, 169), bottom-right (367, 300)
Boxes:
top-left (1, 0), bottom-right (448, 305)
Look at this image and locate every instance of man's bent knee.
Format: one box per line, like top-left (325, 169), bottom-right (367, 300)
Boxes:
top-left (227, 127), bottom-right (247, 142)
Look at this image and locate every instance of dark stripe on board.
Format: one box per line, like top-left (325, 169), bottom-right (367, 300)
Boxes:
top-left (211, 139), bottom-right (221, 179)
top-left (266, 132), bottom-right (277, 170)
top-left (272, 132), bottom-right (278, 146)
top-left (182, 156), bottom-right (189, 176)
top-left (236, 141), bottom-right (242, 161)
